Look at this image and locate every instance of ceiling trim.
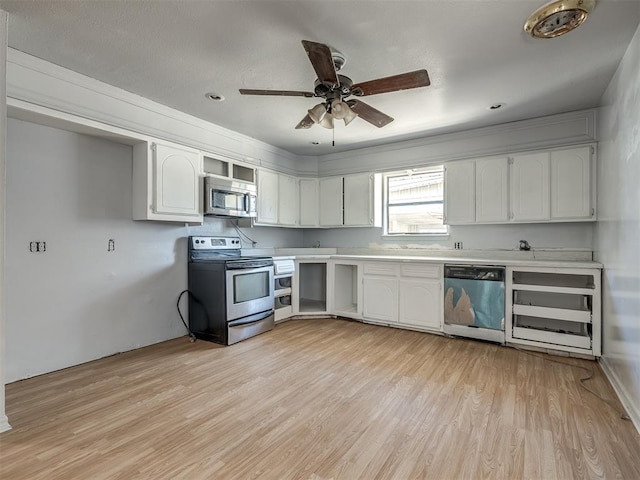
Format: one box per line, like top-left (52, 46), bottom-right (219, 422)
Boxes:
top-left (317, 109), bottom-right (597, 176)
top-left (6, 48), bottom-right (301, 173)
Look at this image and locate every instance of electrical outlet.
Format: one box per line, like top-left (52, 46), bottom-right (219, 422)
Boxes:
top-left (454, 242), bottom-right (463, 250)
top-left (29, 241), bottom-right (46, 253)
top-left (108, 239), bottom-right (115, 252)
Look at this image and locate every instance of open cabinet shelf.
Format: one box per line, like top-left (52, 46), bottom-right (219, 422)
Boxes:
top-left (506, 266), bottom-right (601, 356)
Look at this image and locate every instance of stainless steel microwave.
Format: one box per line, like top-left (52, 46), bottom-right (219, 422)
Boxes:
top-left (204, 176), bottom-right (257, 218)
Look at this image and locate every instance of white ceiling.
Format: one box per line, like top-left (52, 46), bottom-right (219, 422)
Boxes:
top-left (1, 1), bottom-right (639, 156)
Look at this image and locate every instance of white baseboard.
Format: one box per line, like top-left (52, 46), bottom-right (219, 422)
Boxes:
top-left (0, 414), bottom-right (11, 433)
top-left (599, 356), bottom-right (640, 434)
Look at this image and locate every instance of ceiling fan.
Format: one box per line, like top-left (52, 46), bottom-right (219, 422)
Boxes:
top-left (239, 40), bottom-right (430, 130)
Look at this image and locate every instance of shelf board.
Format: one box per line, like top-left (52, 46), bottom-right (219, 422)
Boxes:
top-left (512, 326), bottom-right (591, 350)
top-left (299, 298), bottom-right (327, 313)
top-left (335, 303), bottom-right (358, 314)
top-left (513, 304), bottom-right (591, 323)
top-left (512, 283), bottom-right (595, 295)
top-left (275, 288), bottom-right (292, 297)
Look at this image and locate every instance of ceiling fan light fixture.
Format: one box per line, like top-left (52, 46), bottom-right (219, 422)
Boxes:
top-left (343, 107), bottom-right (358, 126)
top-left (524, 0), bottom-right (596, 39)
top-left (308, 103), bottom-right (328, 124)
top-left (319, 113), bottom-right (334, 129)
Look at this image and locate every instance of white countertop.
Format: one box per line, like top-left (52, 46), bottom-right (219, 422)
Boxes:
top-left (249, 248), bottom-right (601, 269)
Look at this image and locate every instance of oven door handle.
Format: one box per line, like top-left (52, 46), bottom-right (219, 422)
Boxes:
top-left (228, 310), bottom-right (273, 328)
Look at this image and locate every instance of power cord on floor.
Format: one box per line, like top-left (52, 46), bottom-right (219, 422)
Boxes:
top-left (176, 289), bottom-right (198, 342)
top-left (516, 347), bottom-right (631, 421)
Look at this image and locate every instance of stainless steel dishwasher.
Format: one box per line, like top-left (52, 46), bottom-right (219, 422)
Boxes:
top-left (443, 265), bottom-right (505, 344)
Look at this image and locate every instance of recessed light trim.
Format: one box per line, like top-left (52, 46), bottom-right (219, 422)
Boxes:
top-left (524, 0), bottom-right (596, 39)
top-left (205, 92), bottom-right (225, 102)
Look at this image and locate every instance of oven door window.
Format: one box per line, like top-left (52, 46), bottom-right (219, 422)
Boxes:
top-left (234, 271), bottom-right (270, 304)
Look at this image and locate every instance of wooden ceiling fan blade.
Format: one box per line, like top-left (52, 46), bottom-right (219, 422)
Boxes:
top-left (351, 69), bottom-right (430, 96)
top-left (346, 100), bottom-right (394, 128)
top-left (301, 40), bottom-right (339, 87)
top-left (239, 89), bottom-right (315, 97)
top-left (295, 114), bottom-right (315, 129)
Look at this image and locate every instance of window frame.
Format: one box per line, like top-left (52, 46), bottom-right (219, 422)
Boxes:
top-left (382, 166), bottom-right (449, 237)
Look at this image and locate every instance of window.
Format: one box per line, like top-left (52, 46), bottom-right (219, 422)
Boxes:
top-left (384, 166), bottom-right (448, 235)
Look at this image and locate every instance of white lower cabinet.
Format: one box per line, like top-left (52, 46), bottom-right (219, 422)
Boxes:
top-left (362, 261), bottom-right (443, 332)
top-left (506, 266), bottom-right (601, 356)
top-left (398, 279), bottom-right (442, 330)
top-left (363, 277), bottom-right (398, 322)
top-left (330, 261), bottom-right (362, 319)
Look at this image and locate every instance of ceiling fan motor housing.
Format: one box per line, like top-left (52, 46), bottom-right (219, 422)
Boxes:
top-left (314, 74), bottom-right (354, 100)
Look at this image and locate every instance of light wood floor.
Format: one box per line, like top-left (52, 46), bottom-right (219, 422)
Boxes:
top-left (2, 319), bottom-right (639, 480)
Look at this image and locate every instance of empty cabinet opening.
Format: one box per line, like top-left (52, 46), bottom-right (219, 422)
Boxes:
top-left (299, 263), bottom-right (327, 312)
top-left (512, 271), bottom-right (595, 289)
top-left (334, 264), bottom-right (358, 314)
top-left (203, 156), bottom-right (229, 177)
top-left (233, 164), bottom-right (255, 183)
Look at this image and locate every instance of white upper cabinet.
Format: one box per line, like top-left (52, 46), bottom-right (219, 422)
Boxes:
top-left (133, 141), bottom-right (202, 222)
top-left (320, 173), bottom-right (380, 227)
top-left (444, 160), bottom-right (475, 224)
top-left (278, 174), bottom-right (299, 226)
top-left (510, 152), bottom-right (550, 222)
top-left (299, 178), bottom-right (319, 227)
top-left (443, 144), bottom-right (595, 225)
top-left (319, 176), bottom-right (344, 227)
top-left (550, 146), bottom-right (593, 220)
top-left (257, 169), bottom-right (279, 225)
top-left (475, 157), bottom-right (509, 223)
top-left (344, 173), bottom-right (375, 226)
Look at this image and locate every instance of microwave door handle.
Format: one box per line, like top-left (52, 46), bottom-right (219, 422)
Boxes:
top-left (244, 193), bottom-right (249, 213)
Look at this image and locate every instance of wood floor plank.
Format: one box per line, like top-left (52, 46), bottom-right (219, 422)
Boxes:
top-left (2, 318), bottom-right (639, 480)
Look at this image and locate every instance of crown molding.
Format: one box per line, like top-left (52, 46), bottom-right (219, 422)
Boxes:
top-left (6, 48), bottom-right (298, 173)
top-left (317, 109), bottom-right (597, 176)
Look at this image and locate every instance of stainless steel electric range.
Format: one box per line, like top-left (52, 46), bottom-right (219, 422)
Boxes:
top-left (187, 236), bottom-right (274, 345)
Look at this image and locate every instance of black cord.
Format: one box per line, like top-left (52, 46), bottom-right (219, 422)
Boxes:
top-left (176, 290), bottom-right (197, 342)
top-left (516, 347), bottom-right (631, 421)
top-left (232, 221), bottom-right (257, 246)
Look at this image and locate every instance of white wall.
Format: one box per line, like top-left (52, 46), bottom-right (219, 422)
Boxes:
top-left (303, 223), bottom-right (593, 251)
top-left (0, 9), bottom-right (10, 432)
top-left (5, 119), bottom-right (301, 382)
top-left (595, 22), bottom-right (640, 429)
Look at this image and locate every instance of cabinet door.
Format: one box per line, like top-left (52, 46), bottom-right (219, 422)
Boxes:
top-left (299, 178), bottom-right (319, 227)
top-left (475, 157), bottom-right (509, 223)
top-left (319, 176), bottom-right (344, 226)
top-left (257, 169), bottom-right (279, 224)
top-left (510, 152), bottom-right (550, 222)
top-left (344, 173), bottom-right (374, 226)
top-left (363, 277), bottom-right (398, 323)
top-left (398, 279), bottom-right (442, 330)
top-left (444, 161), bottom-right (475, 224)
top-left (550, 146), bottom-right (592, 220)
top-left (153, 143), bottom-right (201, 217)
top-left (278, 174), bottom-right (299, 226)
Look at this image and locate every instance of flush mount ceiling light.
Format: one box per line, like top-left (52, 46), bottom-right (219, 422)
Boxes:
top-left (524, 0), bottom-right (596, 39)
